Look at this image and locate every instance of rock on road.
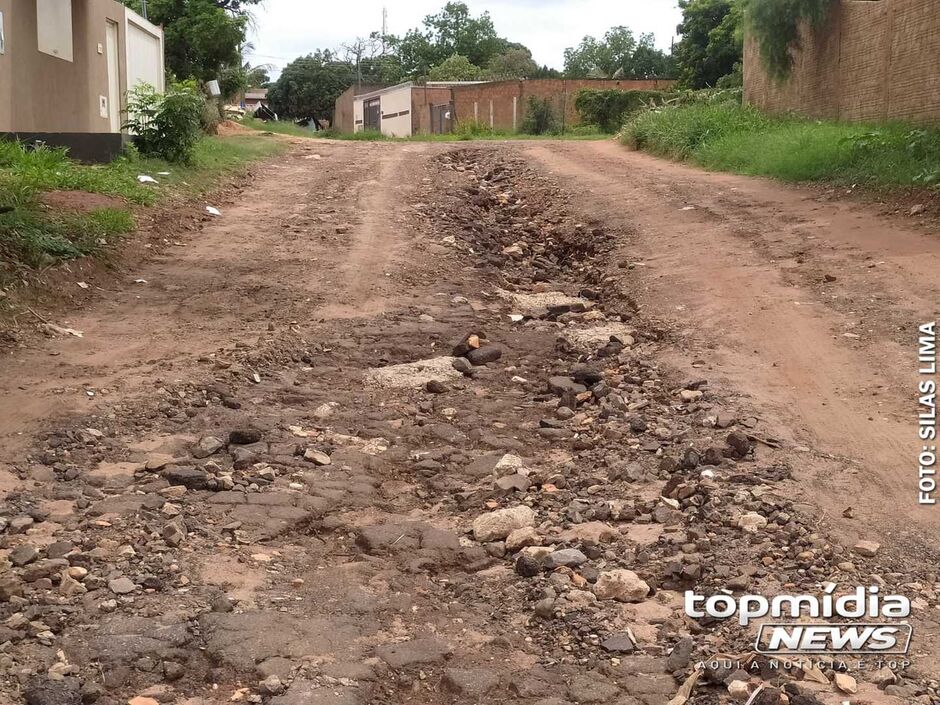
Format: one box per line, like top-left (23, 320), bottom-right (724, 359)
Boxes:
top-left (0, 136), bottom-right (937, 705)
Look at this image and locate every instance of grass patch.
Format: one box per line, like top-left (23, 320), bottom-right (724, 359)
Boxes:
top-left (623, 102), bottom-right (940, 187)
top-left (0, 134), bottom-right (284, 275)
top-left (240, 117), bottom-right (608, 142)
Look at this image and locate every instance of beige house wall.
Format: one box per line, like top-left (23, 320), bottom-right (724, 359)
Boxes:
top-left (1, 0), bottom-right (129, 133)
top-left (0, 0), bottom-right (12, 131)
top-left (377, 84), bottom-right (413, 138)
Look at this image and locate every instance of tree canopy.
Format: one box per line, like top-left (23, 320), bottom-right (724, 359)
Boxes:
top-left (428, 54), bottom-right (486, 81)
top-left (564, 28), bottom-right (674, 79)
top-left (392, 2), bottom-right (518, 78)
top-left (487, 48), bottom-right (540, 79)
top-left (121, 0), bottom-right (253, 82)
top-left (674, 0), bottom-right (742, 88)
top-left (266, 51), bottom-right (356, 120)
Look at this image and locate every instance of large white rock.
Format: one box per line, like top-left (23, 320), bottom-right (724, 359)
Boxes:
top-left (593, 569), bottom-right (650, 603)
top-left (737, 512), bottom-right (768, 533)
top-left (472, 505), bottom-right (536, 541)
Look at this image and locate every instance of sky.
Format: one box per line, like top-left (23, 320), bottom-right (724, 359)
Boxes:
top-left (247, 0), bottom-right (683, 79)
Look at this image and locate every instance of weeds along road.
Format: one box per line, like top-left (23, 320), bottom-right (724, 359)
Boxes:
top-left (0, 137), bottom-right (938, 704)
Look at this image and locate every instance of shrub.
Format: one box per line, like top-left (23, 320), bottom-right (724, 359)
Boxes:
top-left (454, 119), bottom-right (495, 140)
top-left (715, 63), bottom-right (743, 89)
top-left (124, 81), bottom-right (205, 163)
top-left (200, 98), bottom-right (223, 136)
top-left (521, 97), bottom-right (559, 135)
top-left (575, 90), bottom-right (672, 133)
top-left (623, 101), bottom-right (940, 187)
top-left (623, 102), bottom-right (770, 158)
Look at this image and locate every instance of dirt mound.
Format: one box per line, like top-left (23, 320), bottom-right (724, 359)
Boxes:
top-left (39, 190), bottom-right (126, 213)
top-left (217, 119), bottom-right (258, 136)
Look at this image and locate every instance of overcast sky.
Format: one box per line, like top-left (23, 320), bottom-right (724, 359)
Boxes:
top-left (247, 0), bottom-right (683, 79)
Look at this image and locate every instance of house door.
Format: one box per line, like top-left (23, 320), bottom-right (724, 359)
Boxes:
top-left (105, 21), bottom-right (121, 132)
top-left (363, 98), bottom-right (381, 131)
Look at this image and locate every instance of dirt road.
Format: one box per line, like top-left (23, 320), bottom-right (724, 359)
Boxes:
top-left (522, 141), bottom-right (940, 546)
top-left (0, 137), bottom-right (937, 705)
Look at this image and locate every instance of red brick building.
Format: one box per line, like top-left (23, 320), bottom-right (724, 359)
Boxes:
top-left (334, 78), bottom-right (676, 136)
top-left (451, 78), bottom-right (676, 132)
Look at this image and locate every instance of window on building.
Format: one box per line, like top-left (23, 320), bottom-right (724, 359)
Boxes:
top-left (37, 0), bottom-right (74, 62)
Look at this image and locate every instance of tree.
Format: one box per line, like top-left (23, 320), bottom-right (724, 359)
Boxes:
top-left (532, 65), bottom-right (564, 79)
top-left (674, 0), bottom-right (742, 88)
top-left (121, 0), bottom-right (248, 81)
top-left (343, 34), bottom-right (405, 86)
top-left (266, 51), bottom-right (356, 121)
top-left (629, 34), bottom-right (677, 79)
top-left (487, 48), bottom-right (539, 79)
top-left (246, 65), bottom-right (272, 88)
top-left (564, 27), bottom-right (674, 79)
top-left (428, 54), bottom-right (485, 81)
top-left (392, 2), bottom-right (519, 78)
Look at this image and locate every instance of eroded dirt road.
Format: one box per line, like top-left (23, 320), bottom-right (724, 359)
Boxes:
top-left (0, 137), bottom-right (938, 705)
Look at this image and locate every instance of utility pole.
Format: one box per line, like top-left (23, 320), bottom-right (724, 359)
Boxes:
top-left (381, 7), bottom-right (388, 53)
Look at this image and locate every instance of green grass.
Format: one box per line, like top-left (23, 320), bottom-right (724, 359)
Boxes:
top-left (0, 134), bottom-right (284, 273)
top-left (623, 102), bottom-right (940, 187)
top-left (240, 117), bottom-right (608, 142)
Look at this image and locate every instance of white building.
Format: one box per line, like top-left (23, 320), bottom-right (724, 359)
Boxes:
top-left (353, 82), bottom-right (416, 138)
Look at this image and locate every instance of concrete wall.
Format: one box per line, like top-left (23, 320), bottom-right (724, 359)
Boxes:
top-left (378, 84), bottom-right (413, 137)
top-left (4, 0), bottom-right (128, 134)
top-left (334, 83), bottom-right (385, 133)
top-left (353, 98), bottom-right (364, 131)
top-left (452, 78), bottom-right (677, 132)
top-left (744, 0), bottom-right (940, 123)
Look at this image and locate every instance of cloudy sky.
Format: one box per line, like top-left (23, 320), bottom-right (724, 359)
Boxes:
top-left (247, 0), bottom-right (683, 78)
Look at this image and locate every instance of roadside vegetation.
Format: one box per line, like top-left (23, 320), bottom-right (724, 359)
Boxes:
top-left (0, 134), bottom-right (283, 277)
top-left (621, 98), bottom-right (940, 188)
top-left (239, 116), bottom-right (607, 142)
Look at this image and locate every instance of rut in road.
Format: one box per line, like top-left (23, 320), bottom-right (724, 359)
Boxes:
top-left (523, 141), bottom-right (940, 550)
top-left (0, 140), bottom-right (936, 705)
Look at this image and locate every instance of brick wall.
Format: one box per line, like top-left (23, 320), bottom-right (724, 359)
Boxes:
top-left (452, 78), bottom-right (677, 132)
top-left (334, 84), bottom-right (385, 133)
top-left (744, 0), bottom-right (940, 123)
top-left (411, 86), bottom-right (454, 134)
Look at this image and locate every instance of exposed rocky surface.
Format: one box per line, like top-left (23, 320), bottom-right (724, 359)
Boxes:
top-left (0, 146), bottom-right (936, 705)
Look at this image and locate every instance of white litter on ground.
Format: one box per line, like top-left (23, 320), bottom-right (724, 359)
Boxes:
top-left (365, 356), bottom-right (463, 388)
top-left (137, 175), bottom-right (158, 184)
top-left (206, 206), bottom-right (222, 216)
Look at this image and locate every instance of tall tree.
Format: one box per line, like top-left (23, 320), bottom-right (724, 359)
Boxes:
top-left (342, 34), bottom-right (405, 86)
top-left (564, 27), bottom-right (674, 79)
top-left (428, 54), bottom-right (485, 81)
top-left (674, 0), bottom-right (742, 88)
top-left (392, 2), bottom-right (518, 78)
top-left (121, 0), bottom-right (250, 81)
top-left (266, 51), bottom-right (356, 121)
top-left (487, 48), bottom-right (539, 79)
